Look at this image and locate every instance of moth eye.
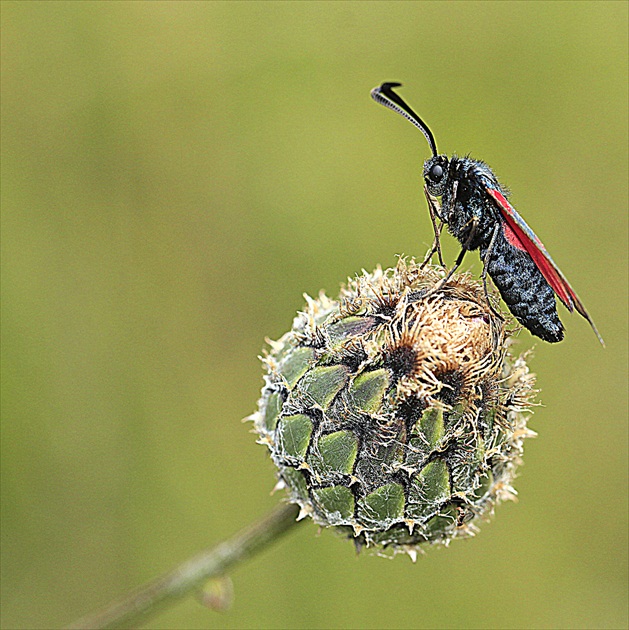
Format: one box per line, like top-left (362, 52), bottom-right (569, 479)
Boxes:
top-left (429, 164), bottom-right (443, 182)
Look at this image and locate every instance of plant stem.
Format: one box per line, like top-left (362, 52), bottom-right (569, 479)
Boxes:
top-left (66, 502), bottom-right (302, 629)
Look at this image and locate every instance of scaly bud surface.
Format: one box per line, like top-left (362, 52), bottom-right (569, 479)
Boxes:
top-left (252, 258), bottom-right (535, 556)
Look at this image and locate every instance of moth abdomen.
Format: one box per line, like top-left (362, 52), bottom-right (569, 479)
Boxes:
top-left (483, 231), bottom-right (564, 343)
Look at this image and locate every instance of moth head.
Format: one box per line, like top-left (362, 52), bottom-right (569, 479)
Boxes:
top-left (423, 155), bottom-right (450, 196)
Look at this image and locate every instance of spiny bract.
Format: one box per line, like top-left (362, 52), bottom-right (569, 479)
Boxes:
top-left (251, 258), bottom-right (535, 557)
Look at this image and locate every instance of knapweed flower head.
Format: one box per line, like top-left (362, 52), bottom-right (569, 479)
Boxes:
top-left (251, 258), bottom-right (535, 558)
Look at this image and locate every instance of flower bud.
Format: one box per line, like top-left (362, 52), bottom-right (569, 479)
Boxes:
top-left (252, 258), bottom-right (535, 557)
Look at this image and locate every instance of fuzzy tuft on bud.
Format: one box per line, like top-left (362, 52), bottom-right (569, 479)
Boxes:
top-left (251, 258), bottom-right (536, 557)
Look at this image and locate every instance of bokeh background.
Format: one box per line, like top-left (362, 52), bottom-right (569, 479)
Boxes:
top-left (2, 2), bottom-right (627, 629)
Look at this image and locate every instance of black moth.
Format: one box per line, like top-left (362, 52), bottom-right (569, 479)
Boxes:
top-left (371, 82), bottom-right (603, 345)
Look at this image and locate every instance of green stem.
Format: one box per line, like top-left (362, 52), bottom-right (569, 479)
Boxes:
top-left (66, 502), bottom-right (302, 629)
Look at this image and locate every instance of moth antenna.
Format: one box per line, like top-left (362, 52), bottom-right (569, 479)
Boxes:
top-left (371, 82), bottom-right (438, 157)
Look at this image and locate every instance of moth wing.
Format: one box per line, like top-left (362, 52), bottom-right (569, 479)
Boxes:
top-left (485, 186), bottom-right (603, 345)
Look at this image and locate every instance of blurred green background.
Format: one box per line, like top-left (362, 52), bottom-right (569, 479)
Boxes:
top-left (2, 2), bottom-right (627, 628)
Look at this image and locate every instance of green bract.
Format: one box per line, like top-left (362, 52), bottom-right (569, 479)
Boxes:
top-left (252, 259), bottom-right (535, 557)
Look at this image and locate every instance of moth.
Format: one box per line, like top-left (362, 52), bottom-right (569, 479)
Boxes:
top-left (371, 82), bottom-right (603, 344)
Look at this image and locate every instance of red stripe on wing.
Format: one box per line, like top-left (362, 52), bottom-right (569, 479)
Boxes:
top-left (486, 188), bottom-right (574, 310)
top-left (485, 187), bottom-right (604, 345)
top-left (502, 219), bottom-right (528, 251)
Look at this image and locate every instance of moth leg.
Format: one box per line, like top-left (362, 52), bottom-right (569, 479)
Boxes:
top-left (438, 242), bottom-right (468, 287)
top-left (420, 185), bottom-right (445, 269)
top-left (449, 180), bottom-right (459, 216)
top-left (425, 216), bottom-right (478, 297)
top-left (481, 224), bottom-right (504, 320)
